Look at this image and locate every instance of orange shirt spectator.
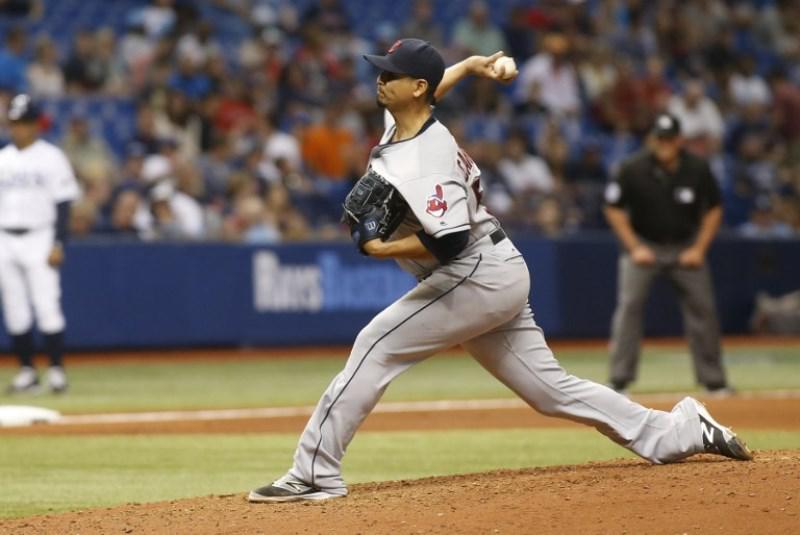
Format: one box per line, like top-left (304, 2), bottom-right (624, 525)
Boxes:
top-left (301, 106), bottom-right (354, 180)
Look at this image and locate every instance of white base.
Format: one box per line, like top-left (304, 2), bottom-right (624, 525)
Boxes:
top-left (0, 405), bottom-right (62, 427)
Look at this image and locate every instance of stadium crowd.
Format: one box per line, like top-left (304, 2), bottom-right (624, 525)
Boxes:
top-left (0, 0), bottom-right (799, 243)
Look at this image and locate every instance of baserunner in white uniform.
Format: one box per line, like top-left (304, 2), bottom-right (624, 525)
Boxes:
top-left (1, 94), bottom-right (80, 393)
top-left (249, 40), bottom-right (752, 503)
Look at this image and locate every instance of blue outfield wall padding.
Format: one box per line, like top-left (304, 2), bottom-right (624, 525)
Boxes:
top-left (0, 236), bottom-right (796, 349)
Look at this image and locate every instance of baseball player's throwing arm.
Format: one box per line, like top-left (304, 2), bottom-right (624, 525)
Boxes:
top-left (435, 51), bottom-right (518, 101)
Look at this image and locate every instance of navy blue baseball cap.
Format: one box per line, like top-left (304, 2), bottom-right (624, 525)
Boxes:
top-left (364, 38), bottom-right (445, 93)
top-left (7, 93), bottom-right (40, 122)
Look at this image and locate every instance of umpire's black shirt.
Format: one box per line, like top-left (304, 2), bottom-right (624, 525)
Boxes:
top-left (605, 149), bottom-right (721, 244)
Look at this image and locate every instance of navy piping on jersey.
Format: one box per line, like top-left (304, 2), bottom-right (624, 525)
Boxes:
top-left (375, 114), bottom-right (438, 151)
top-left (309, 253), bottom-right (484, 488)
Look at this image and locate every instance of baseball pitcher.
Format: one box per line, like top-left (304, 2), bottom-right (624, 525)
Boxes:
top-left (249, 40), bottom-right (751, 503)
top-left (1, 94), bottom-right (79, 393)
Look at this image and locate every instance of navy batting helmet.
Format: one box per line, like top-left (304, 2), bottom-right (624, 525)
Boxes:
top-left (7, 94), bottom-right (41, 122)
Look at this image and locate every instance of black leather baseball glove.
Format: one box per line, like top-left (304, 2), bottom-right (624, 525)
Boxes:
top-left (342, 170), bottom-right (408, 253)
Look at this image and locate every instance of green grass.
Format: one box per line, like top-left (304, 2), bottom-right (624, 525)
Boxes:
top-left (2, 429), bottom-right (799, 519)
top-left (0, 344), bottom-right (797, 519)
top-left (0, 345), bottom-right (798, 413)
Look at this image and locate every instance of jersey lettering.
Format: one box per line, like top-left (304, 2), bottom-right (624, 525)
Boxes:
top-left (457, 148), bottom-right (484, 206)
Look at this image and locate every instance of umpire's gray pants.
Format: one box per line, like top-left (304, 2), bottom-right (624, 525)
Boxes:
top-left (609, 243), bottom-right (726, 388)
top-left (286, 238), bottom-right (705, 494)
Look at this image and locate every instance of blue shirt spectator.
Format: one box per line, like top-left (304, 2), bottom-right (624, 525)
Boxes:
top-left (0, 27), bottom-right (29, 92)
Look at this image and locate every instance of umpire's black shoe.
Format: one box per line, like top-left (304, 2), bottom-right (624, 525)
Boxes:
top-left (248, 475), bottom-right (345, 503)
top-left (688, 398), bottom-right (753, 461)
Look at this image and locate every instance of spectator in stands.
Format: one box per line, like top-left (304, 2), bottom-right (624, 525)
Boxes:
top-left (531, 195), bottom-right (568, 238)
top-left (64, 30), bottom-right (110, 93)
top-left (258, 114), bottom-right (303, 183)
top-left (768, 69), bottom-right (800, 160)
top-left (565, 138), bottom-right (609, 229)
top-left (401, 0), bottom-right (445, 50)
top-left (212, 78), bottom-right (257, 134)
top-left (703, 28), bottom-right (738, 89)
top-left (301, 0), bottom-right (351, 36)
top-left (0, 0), bottom-right (42, 18)
top-left (176, 21), bottom-right (221, 69)
top-left (503, 4), bottom-right (535, 62)
top-left (132, 0), bottom-right (177, 40)
top-left (97, 189), bottom-right (147, 239)
top-left (153, 90), bottom-right (203, 159)
top-left (62, 115), bottom-right (116, 184)
top-left (515, 31), bottom-right (581, 118)
top-left (758, 0), bottom-right (800, 59)
top-left (738, 195), bottom-right (794, 238)
top-left (668, 79), bottom-right (725, 157)
top-left (497, 130), bottom-right (554, 195)
top-left (26, 36), bottom-right (64, 97)
top-left (223, 193), bottom-right (281, 244)
top-left (118, 22), bottom-right (156, 90)
top-left (131, 105), bottom-right (161, 155)
top-left (147, 179), bottom-right (206, 240)
top-left (452, 0), bottom-right (507, 57)
top-left (196, 134), bottom-right (235, 204)
top-left (4, 0), bottom-right (798, 243)
top-left (61, 116), bottom-right (115, 213)
top-left (113, 142), bottom-right (149, 195)
top-left (168, 53), bottom-right (212, 101)
top-left (578, 45), bottom-right (617, 106)
top-left (69, 198), bottom-right (99, 239)
top-left (638, 55), bottom-right (672, 126)
top-left (599, 57), bottom-right (645, 134)
top-left (301, 100), bottom-right (356, 183)
top-left (732, 133), bottom-right (778, 196)
top-left (265, 183), bottom-right (312, 241)
top-left (0, 26), bottom-right (28, 92)
top-left (95, 27), bottom-right (127, 95)
top-left (729, 55), bottom-right (771, 109)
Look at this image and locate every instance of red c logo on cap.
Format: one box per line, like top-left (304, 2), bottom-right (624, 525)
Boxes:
top-left (388, 40), bottom-right (403, 53)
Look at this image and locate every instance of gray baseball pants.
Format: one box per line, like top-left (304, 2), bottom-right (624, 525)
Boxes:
top-left (288, 237), bottom-right (705, 494)
top-left (609, 243), bottom-right (727, 388)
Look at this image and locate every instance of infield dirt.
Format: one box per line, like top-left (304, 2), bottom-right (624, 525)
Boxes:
top-left (1, 451), bottom-right (797, 534)
top-left (1, 396), bottom-right (798, 534)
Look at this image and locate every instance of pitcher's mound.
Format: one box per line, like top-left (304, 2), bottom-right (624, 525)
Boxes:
top-left (2, 450), bottom-right (798, 534)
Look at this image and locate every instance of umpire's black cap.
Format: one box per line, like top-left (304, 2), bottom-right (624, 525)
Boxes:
top-left (652, 112), bottom-right (681, 138)
top-left (7, 93), bottom-right (41, 122)
top-left (364, 38), bottom-right (445, 93)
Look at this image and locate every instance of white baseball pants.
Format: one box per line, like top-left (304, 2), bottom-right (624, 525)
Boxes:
top-left (0, 228), bottom-right (65, 335)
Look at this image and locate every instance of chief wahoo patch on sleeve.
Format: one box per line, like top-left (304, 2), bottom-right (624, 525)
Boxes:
top-left (426, 184), bottom-right (448, 217)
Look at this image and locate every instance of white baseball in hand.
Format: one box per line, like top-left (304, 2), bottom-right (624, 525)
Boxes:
top-left (493, 56), bottom-right (518, 81)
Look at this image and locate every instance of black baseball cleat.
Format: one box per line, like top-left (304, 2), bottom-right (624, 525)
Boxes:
top-left (248, 475), bottom-right (345, 503)
top-left (688, 398), bottom-right (753, 461)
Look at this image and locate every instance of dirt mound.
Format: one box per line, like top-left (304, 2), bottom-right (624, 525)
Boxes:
top-left (3, 451), bottom-right (797, 535)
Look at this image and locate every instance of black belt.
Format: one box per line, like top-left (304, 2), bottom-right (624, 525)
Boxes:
top-left (489, 228), bottom-right (506, 244)
top-left (0, 228), bottom-right (31, 235)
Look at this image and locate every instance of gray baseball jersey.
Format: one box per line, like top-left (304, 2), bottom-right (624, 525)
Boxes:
top-left (283, 112), bottom-right (709, 496)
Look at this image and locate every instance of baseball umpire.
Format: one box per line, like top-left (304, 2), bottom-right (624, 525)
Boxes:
top-left (1, 94), bottom-right (79, 394)
top-left (248, 41), bottom-right (751, 503)
top-left (604, 113), bottom-right (731, 395)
